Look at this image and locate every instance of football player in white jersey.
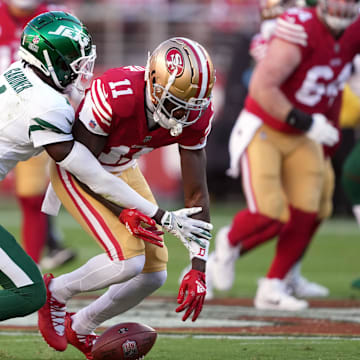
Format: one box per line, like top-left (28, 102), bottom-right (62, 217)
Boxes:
top-left (0, 10), bottom-right (96, 322)
top-left (0, 11), bottom-right (212, 326)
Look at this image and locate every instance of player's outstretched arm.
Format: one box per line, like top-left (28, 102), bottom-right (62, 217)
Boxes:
top-left (170, 147), bottom-right (212, 321)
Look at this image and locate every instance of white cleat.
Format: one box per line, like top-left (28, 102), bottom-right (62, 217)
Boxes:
top-left (211, 226), bottom-right (241, 291)
top-left (285, 275), bottom-right (329, 298)
top-left (254, 278), bottom-right (308, 311)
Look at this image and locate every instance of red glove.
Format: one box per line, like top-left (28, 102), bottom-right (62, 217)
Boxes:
top-left (119, 209), bottom-right (164, 247)
top-left (176, 269), bottom-right (206, 322)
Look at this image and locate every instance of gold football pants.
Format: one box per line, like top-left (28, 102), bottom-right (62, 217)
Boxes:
top-left (50, 162), bottom-right (168, 273)
top-left (241, 124), bottom-right (331, 223)
top-left (15, 153), bottom-right (49, 197)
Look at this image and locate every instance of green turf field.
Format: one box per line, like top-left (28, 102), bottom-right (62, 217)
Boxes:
top-left (1, 199), bottom-right (360, 359)
top-left (0, 334), bottom-right (360, 360)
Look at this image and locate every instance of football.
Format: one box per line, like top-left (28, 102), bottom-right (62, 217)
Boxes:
top-left (92, 322), bottom-right (157, 360)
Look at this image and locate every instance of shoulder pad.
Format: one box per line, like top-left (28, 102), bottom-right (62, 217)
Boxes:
top-left (275, 9), bottom-right (312, 47)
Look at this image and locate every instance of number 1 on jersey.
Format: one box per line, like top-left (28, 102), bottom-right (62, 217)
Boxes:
top-left (109, 79), bottom-right (133, 98)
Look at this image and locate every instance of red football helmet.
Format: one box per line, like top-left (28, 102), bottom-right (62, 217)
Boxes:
top-left (317, 0), bottom-right (360, 32)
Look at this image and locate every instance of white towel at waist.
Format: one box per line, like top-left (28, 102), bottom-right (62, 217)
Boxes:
top-left (41, 182), bottom-right (61, 216)
top-left (226, 110), bottom-right (262, 178)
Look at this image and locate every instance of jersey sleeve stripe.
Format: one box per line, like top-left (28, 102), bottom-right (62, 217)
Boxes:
top-left (92, 102), bottom-right (111, 127)
top-left (277, 18), bottom-right (308, 37)
top-left (275, 18), bottom-right (308, 46)
top-left (275, 29), bottom-right (307, 46)
top-left (91, 80), bottom-right (112, 119)
top-left (91, 82), bottom-right (112, 125)
top-left (96, 80), bottom-right (113, 115)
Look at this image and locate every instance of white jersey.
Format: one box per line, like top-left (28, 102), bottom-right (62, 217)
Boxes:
top-left (0, 61), bottom-right (74, 180)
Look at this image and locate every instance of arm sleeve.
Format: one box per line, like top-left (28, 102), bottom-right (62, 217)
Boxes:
top-left (57, 141), bottom-right (159, 217)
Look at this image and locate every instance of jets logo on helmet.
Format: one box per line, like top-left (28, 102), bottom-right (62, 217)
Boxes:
top-left (166, 48), bottom-right (184, 77)
top-left (18, 11), bottom-right (96, 91)
top-left (48, 25), bottom-right (90, 51)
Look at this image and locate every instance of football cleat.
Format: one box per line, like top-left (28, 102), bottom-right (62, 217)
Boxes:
top-left (254, 278), bottom-right (308, 311)
top-left (285, 274), bottom-right (329, 298)
top-left (38, 273), bottom-right (67, 351)
top-left (65, 312), bottom-right (99, 360)
top-left (210, 226), bottom-right (241, 291)
top-left (40, 248), bottom-right (77, 270)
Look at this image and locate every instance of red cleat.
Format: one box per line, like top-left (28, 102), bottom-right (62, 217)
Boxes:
top-left (65, 312), bottom-right (99, 360)
top-left (38, 273), bottom-right (67, 351)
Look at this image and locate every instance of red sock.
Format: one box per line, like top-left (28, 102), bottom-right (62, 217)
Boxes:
top-left (17, 195), bottom-right (48, 263)
top-left (296, 219), bottom-right (322, 262)
top-left (228, 209), bottom-right (284, 250)
top-left (241, 220), bottom-right (283, 255)
top-left (267, 207), bottom-right (318, 279)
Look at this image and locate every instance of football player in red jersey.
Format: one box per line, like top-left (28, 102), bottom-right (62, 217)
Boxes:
top-left (204, 0), bottom-right (330, 302)
top-left (207, 0), bottom-right (360, 311)
top-left (38, 37), bottom-right (215, 358)
top-left (0, 0), bottom-right (77, 269)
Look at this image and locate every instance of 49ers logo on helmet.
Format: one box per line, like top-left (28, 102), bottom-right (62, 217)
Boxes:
top-left (165, 48), bottom-right (184, 76)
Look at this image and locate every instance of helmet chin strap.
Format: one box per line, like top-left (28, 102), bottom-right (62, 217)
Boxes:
top-left (43, 49), bottom-right (64, 90)
top-left (170, 122), bottom-right (183, 137)
top-left (146, 68), bottom-right (184, 136)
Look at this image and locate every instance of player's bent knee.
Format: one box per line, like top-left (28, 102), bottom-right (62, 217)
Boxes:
top-left (146, 270), bottom-right (167, 290)
top-left (258, 194), bottom-right (288, 222)
top-left (140, 271), bottom-right (167, 292)
top-left (25, 281), bottom-right (46, 314)
top-left (113, 255), bottom-right (145, 280)
top-left (13, 280), bottom-right (46, 318)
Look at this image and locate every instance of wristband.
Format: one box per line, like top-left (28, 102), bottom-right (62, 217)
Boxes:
top-left (285, 108), bottom-right (313, 131)
top-left (189, 239), bottom-right (210, 261)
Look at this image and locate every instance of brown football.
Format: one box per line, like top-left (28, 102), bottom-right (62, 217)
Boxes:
top-left (92, 322), bottom-right (157, 360)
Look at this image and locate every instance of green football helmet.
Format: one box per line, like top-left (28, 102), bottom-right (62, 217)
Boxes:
top-left (19, 11), bottom-right (96, 91)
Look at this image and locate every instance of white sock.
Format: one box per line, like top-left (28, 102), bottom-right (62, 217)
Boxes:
top-left (50, 253), bottom-right (145, 304)
top-left (72, 270), bottom-right (167, 334)
top-left (285, 260), bottom-right (301, 281)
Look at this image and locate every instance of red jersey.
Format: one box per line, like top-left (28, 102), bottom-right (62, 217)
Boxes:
top-left (78, 66), bottom-right (214, 174)
top-left (245, 7), bottom-right (360, 134)
top-left (0, 1), bottom-right (66, 73)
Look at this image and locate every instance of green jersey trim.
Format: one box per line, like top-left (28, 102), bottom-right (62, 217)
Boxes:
top-left (29, 117), bottom-right (72, 136)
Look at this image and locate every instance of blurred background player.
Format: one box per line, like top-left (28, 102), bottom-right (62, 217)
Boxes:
top-left (184, 0), bottom-right (328, 301)
top-left (238, 0), bottom-right (329, 298)
top-left (341, 56), bottom-right (360, 289)
top-left (0, 9), bottom-right (98, 322)
top-left (207, 0), bottom-right (360, 310)
top-left (0, 0), bottom-right (76, 269)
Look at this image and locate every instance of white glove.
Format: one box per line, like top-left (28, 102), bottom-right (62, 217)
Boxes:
top-left (160, 207), bottom-right (213, 250)
top-left (306, 113), bottom-right (339, 146)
